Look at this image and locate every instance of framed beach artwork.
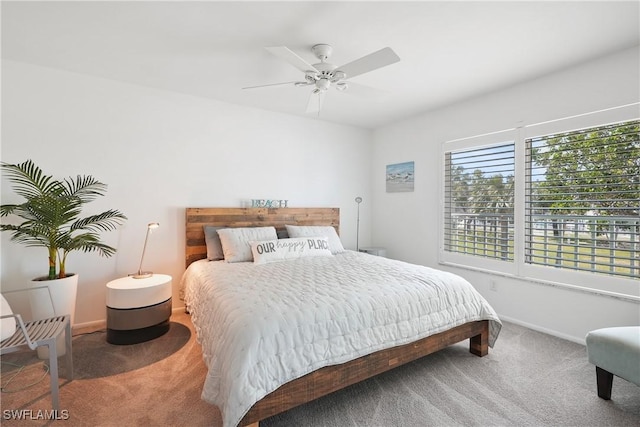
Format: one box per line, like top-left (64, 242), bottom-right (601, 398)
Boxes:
top-left (386, 161), bottom-right (414, 193)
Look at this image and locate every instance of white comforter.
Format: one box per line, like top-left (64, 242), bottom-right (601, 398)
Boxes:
top-left (181, 251), bottom-right (501, 427)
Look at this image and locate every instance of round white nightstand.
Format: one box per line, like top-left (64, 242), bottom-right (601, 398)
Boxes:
top-left (106, 274), bottom-right (172, 345)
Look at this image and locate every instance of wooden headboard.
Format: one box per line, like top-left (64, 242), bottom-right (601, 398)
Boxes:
top-left (185, 207), bottom-right (340, 267)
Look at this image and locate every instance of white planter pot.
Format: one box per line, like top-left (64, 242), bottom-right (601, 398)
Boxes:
top-left (29, 274), bottom-right (78, 359)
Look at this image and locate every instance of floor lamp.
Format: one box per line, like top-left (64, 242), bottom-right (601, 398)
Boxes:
top-left (355, 197), bottom-right (362, 252)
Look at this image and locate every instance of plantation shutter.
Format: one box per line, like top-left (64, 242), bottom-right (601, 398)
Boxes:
top-left (524, 119), bottom-right (640, 278)
top-left (444, 142), bottom-right (515, 261)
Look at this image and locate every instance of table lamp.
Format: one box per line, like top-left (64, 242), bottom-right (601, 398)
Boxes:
top-left (131, 222), bottom-right (159, 279)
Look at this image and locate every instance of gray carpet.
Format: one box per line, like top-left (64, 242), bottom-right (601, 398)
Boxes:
top-left (1, 311), bottom-right (638, 426)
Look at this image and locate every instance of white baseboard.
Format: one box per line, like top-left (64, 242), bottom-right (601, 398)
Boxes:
top-left (172, 305), bottom-right (187, 314)
top-left (73, 319), bottom-right (106, 335)
top-left (498, 314), bottom-right (586, 346)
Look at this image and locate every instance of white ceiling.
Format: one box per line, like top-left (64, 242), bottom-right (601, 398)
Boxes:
top-left (2, 1), bottom-right (639, 129)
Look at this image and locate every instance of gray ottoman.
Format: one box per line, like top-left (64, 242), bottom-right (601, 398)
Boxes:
top-left (586, 326), bottom-right (640, 399)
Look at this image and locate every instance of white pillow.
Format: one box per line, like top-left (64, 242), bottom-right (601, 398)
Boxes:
top-left (251, 237), bottom-right (333, 264)
top-left (217, 227), bottom-right (278, 263)
top-left (1, 294), bottom-right (17, 341)
top-left (285, 225), bottom-right (345, 254)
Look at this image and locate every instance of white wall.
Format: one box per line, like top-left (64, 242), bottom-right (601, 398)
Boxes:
top-left (1, 60), bottom-right (373, 327)
top-left (371, 46), bottom-right (640, 344)
top-left (3, 47), bottom-right (638, 341)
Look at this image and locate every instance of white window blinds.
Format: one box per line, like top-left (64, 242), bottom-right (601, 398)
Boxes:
top-left (444, 142), bottom-right (515, 261)
top-left (525, 120), bottom-right (640, 278)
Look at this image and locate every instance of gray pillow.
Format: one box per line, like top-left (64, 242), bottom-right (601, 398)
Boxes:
top-left (203, 226), bottom-right (224, 261)
top-left (276, 227), bottom-right (289, 239)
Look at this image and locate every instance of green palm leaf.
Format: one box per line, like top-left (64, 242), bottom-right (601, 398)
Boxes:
top-left (1, 160), bottom-right (62, 199)
top-left (1, 159), bottom-right (127, 279)
top-left (62, 175), bottom-right (108, 203)
top-left (70, 210), bottom-right (127, 232)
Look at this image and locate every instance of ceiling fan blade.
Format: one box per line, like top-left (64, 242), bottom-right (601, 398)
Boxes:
top-left (336, 47), bottom-right (400, 79)
top-left (306, 90), bottom-right (326, 114)
top-left (265, 46), bottom-right (319, 73)
top-left (242, 81), bottom-right (305, 90)
top-left (341, 81), bottom-right (387, 98)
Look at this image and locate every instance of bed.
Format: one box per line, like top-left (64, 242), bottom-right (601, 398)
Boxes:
top-left (182, 207), bottom-right (501, 427)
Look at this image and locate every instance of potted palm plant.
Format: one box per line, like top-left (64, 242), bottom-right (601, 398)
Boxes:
top-left (0, 160), bottom-right (126, 345)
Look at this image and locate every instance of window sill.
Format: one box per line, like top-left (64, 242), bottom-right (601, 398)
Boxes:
top-left (438, 260), bottom-right (640, 303)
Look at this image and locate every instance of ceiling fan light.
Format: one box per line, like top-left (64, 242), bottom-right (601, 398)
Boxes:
top-left (316, 79), bottom-right (330, 91)
top-left (335, 82), bottom-right (349, 92)
top-left (305, 71), bottom-right (319, 82)
top-left (332, 70), bottom-right (346, 81)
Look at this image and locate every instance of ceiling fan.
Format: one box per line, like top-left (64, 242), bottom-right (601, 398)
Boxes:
top-left (243, 44), bottom-right (400, 114)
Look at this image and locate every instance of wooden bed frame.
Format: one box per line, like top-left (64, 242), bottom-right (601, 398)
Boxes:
top-left (185, 207), bottom-right (490, 427)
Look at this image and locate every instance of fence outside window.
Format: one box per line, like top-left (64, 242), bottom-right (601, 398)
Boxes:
top-left (445, 213), bottom-right (514, 261)
top-left (525, 214), bottom-right (639, 278)
top-left (445, 212), bottom-right (639, 278)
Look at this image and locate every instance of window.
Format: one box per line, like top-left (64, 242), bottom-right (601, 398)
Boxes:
top-left (444, 142), bottom-right (515, 261)
top-left (441, 105), bottom-right (639, 295)
top-left (525, 120), bottom-right (639, 278)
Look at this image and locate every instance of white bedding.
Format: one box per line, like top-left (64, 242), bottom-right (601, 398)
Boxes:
top-left (181, 251), bottom-right (501, 427)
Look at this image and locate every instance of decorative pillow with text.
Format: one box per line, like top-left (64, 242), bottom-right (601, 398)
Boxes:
top-left (285, 225), bottom-right (345, 254)
top-left (251, 237), bottom-right (333, 264)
